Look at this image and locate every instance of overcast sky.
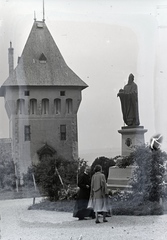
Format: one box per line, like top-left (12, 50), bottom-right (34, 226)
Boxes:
top-left (0, 0), bottom-right (167, 163)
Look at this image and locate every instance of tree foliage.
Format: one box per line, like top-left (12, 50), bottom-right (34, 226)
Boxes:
top-left (110, 145), bottom-right (167, 215)
top-left (130, 145), bottom-right (167, 202)
top-left (116, 144), bottom-right (167, 203)
top-left (23, 156), bottom-right (79, 201)
top-left (0, 141), bottom-right (15, 191)
top-left (0, 160), bottom-right (16, 190)
top-left (77, 158), bottom-right (88, 175)
top-left (91, 156), bottom-right (115, 179)
top-left (115, 155), bottom-right (134, 168)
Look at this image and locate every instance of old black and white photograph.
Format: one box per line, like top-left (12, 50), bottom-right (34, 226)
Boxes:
top-left (0, 0), bottom-right (167, 239)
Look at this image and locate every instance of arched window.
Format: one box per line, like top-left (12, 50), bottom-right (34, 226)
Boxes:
top-left (54, 98), bottom-right (61, 114)
top-left (42, 98), bottom-right (49, 114)
top-left (17, 99), bottom-right (25, 114)
top-left (30, 99), bottom-right (37, 114)
top-left (66, 98), bottom-right (73, 114)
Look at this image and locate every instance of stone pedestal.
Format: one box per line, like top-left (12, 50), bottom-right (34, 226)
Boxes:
top-left (107, 166), bottom-right (135, 191)
top-left (118, 126), bottom-right (147, 156)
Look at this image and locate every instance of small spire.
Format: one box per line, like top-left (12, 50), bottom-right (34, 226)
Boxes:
top-left (8, 41), bottom-right (14, 76)
top-left (43, 0), bottom-right (45, 22)
top-left (34, 11), bottom-right (36, 21)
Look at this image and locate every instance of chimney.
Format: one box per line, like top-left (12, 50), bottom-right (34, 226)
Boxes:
top-left (17, 57), bottom-right (21, 64)
top-left (8, 41), bottom-right (14, 76)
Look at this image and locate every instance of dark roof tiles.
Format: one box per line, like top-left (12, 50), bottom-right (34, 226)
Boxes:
top-left (2, 21), bottom-right (88, 89)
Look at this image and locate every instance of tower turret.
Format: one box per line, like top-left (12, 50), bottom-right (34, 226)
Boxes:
top-left (0, 20), bottom-right (88, 177)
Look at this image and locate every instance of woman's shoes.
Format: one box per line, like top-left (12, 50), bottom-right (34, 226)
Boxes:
top-left (95, 219), bottom-right (108, 223)
top-left (103, 219), bottom-right (108, 222)
top-left (78, 217), bottom-right (87, 220)
top-left (95, 219), bottom-right (100, 224)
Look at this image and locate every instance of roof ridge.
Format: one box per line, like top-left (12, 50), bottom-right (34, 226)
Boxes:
top-left (1, 21), bottom-right (88, 90)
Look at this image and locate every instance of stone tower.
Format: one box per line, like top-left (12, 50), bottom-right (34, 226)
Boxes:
top-left (0, 20), bottom-right (88, 176)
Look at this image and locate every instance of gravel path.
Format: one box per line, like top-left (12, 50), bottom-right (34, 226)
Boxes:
top-left (0, 198), bottom-right (167, 240)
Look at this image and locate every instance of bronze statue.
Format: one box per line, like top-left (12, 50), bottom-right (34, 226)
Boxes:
top-left (117, 73), bottom-right (140, 126)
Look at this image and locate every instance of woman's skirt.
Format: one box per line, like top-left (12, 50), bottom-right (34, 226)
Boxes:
top-left (87, 196), bottom-right (110, 212)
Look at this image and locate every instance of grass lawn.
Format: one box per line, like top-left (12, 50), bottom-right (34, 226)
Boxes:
top-left (28, 199), bottom-right (75, 212)
top-left (28, 196), bottom-right (164, 216)
top-left (0, 189), bottom-right (165, 216)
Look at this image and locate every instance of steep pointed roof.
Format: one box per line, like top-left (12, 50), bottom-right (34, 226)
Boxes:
top-left (1, 21), bottom-right (88, 89)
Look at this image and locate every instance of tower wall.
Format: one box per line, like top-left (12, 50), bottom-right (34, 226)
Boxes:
top-left (4, 86), bottom-right (82, 173)
top-left (0, 21), bottom-right (87, 177)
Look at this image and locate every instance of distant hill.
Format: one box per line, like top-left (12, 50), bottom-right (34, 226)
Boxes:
top-left (79, 147), bottom-right (120, 165)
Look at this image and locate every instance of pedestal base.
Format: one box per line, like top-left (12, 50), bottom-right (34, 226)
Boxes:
top-left (107, 166), bottom-right (134, 191)
top-left (118, 126), bottom-right (147, 156)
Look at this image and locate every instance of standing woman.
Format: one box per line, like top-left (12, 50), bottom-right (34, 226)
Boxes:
top-left (88, 164), bottom-right (109, 223)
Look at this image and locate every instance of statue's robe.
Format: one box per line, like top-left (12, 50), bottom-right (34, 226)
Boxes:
top-left (118, 82), bottom-right (140, 126)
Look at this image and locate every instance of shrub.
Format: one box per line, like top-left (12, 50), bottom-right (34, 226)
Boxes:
top-left (22, 166), bottom-right (35, 188)
top-left (130, 144), bottom-right (166, 203)
top-left (23, 156), bottom-right (79, 201)
top-left (111, 144), bottom-right (167, 215)
top-left (58, 185), bottom-right (78, 201)
top-left (113, 144), bottom-right (167, 203)
top-left (91, 156), bottom-right (115, 179)
top-left (77, 158), bottom-right (88, 175)
top-left (0, 160), bottom-right (16, 190)
top-left (115, 155), bottom-right (134, 168)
